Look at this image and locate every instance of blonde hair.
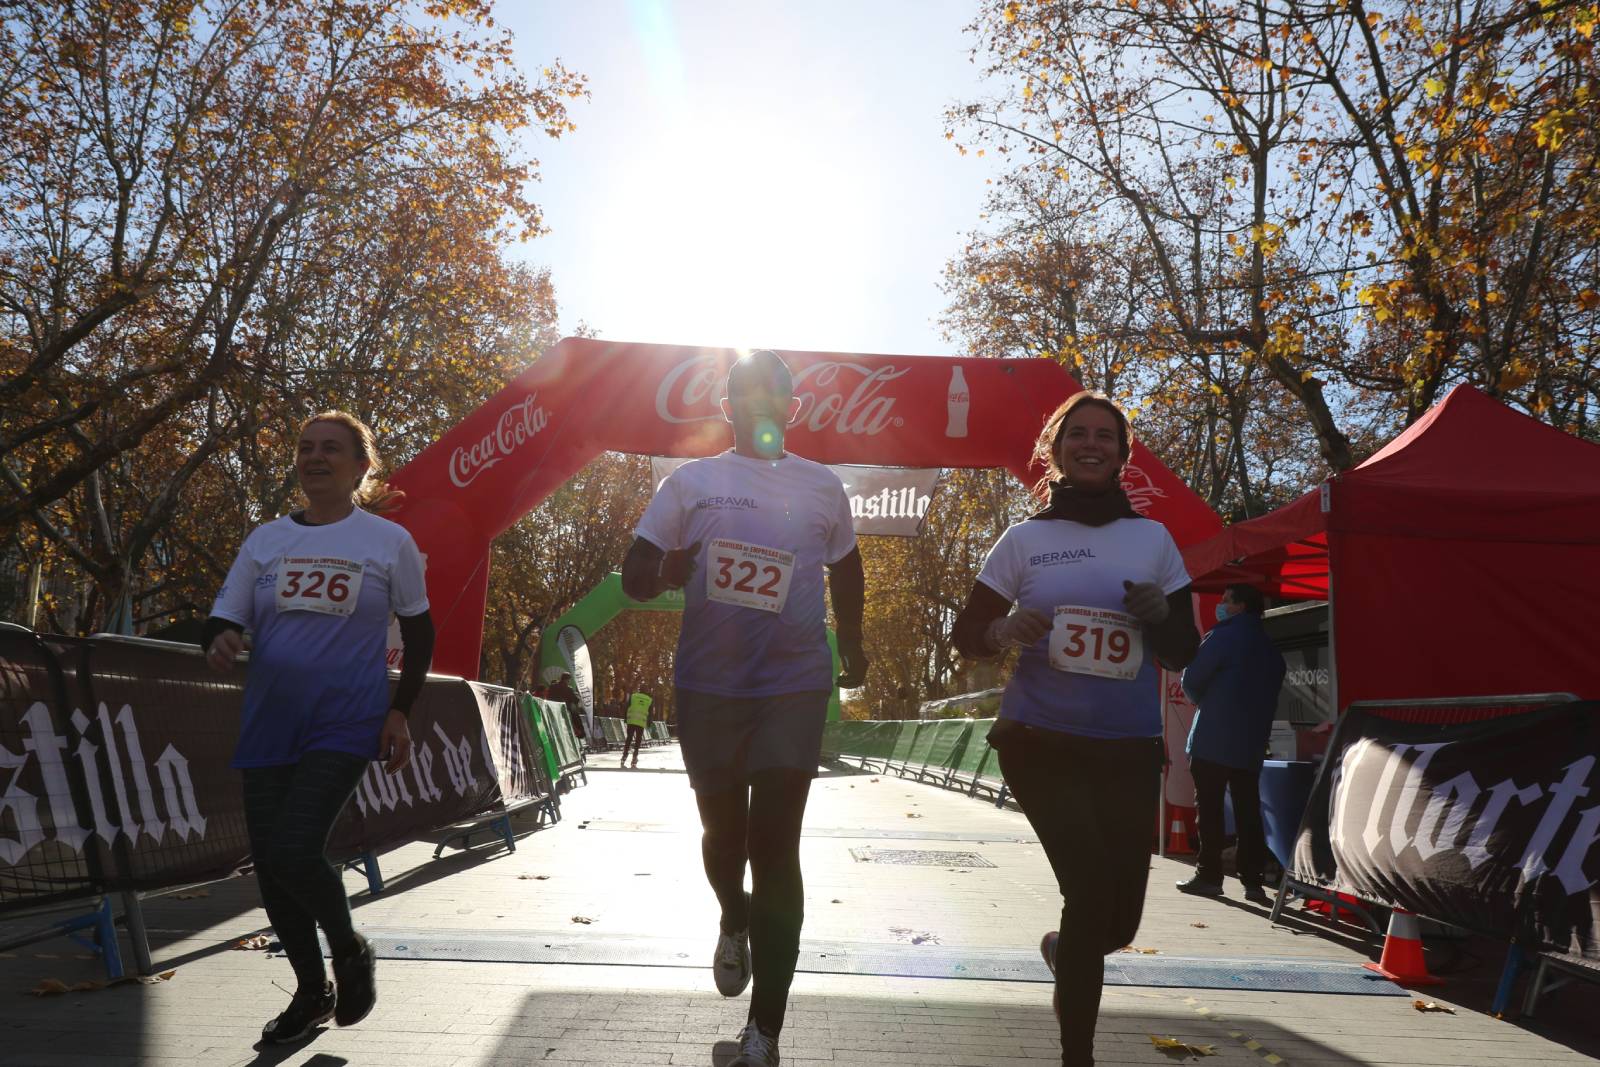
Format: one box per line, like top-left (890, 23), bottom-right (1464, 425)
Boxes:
top-left (1032, 391), bottom-right (1132, 494)
top-left (299, 410), bottom-right (405, 514)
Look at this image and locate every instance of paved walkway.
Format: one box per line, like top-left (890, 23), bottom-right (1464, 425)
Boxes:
top-left (2, 742), bottom-right (1595, 1066)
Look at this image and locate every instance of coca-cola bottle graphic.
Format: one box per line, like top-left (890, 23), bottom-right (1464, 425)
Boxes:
top-left (945, 366), bottom-right (970, 437)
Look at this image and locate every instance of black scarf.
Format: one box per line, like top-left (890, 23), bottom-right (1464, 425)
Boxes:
top-left (1029, 479), bottom-right (1139, 527)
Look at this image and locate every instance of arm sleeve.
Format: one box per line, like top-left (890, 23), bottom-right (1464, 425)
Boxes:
top-left (826, 546), bottom-right (865, 642)
top-left (209, 533), bottom-right (260, 628)
top-left (952, 580), bottom-right (1015, 660)
top-left (1149, 586), bottom-right (1201, 670)
top-left (390, 610), bottom-right (435, 714)
top-left (198, 615), bottom-right (245, 653)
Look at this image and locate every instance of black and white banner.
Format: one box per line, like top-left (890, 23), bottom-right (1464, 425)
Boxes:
top-left (1292, 701), bottom-right (1600, 963)
top-left (0, 628), bottom-right (547, 912)
top-left (651, 458), bottom-right (940, 537)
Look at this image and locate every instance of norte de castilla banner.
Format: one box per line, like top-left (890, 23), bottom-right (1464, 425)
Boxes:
top-left (0, 626), bottom-right (549, 914)
top-left (1291, 700), bottom-right (1600, 964)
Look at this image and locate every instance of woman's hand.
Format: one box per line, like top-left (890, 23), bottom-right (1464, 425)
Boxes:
top-left (378, 709), bottom-right (412, 774)
top-left (988, 608), bottom-right (1051, 651)
top-left (1121, 580), bottom-right (1170, 625)
top-left (206, 629), bottom-right (245, 673)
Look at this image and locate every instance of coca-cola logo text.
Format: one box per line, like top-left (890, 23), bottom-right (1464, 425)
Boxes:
top-left (449, 395), bottom-right (551, 489)
top-left (654, 356), bottom-right (909, 436)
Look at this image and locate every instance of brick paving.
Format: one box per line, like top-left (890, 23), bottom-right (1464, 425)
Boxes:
top-left (1, 741), bottom-right (1595, 1066)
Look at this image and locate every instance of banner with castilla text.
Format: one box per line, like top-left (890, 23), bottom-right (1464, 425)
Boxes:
top-left (1290, 700), bottom-right (1600, 964)
top-left (387, 339), bottom-right (1224, 678)
top-left (0, 628), bottom-right (547, 912)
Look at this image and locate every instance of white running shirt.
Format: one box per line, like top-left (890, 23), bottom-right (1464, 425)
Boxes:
top-left (636, 451), bottom-right (855, 697)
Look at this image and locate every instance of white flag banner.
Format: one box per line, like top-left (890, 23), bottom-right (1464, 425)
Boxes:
top-left (649, 458), bottom-right (941, 537)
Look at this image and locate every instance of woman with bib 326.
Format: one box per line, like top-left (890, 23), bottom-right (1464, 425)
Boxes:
top-left (951, 392), bottom-right (1198, 1067)
top-left (204, 411), bottom-right (434, 1044)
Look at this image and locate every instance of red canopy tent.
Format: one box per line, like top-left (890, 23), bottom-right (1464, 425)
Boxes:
top-left (1182, 385), bottom-right (1600, 711)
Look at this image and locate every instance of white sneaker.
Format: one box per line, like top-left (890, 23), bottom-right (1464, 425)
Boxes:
top-left (729, 1022), bottom-right (779, 1066)
top-left (713, 926), bottom-right (751, 996)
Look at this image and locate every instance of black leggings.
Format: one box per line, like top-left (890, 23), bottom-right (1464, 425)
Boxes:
top-left (992, 722), bottom-right (1163, 1067)
top-left (694, 768), bottom-right (813, 1037)
top-left (242, 750), bottom-right (370, 993)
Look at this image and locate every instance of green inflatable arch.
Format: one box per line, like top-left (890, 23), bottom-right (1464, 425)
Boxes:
top-left (537, 571), bottom-right (842, 721)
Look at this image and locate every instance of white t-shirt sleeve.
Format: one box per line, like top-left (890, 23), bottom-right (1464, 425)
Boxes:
top-left (975, 526), bottom-right (1022, 603)
top-left (1155, 526), bottom-right (1191, 594)
top-left (634, 470), bottom-right (686, 552)
top-left (823, 477), bottom-right (857, 564)
top-left (210, 529), bottom-right (262, 627)
top-left (390, 531), bottom-right (430, 616)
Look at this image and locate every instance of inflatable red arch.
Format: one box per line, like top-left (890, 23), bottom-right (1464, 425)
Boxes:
top-left (387, 338), bottom-right (1223, 679)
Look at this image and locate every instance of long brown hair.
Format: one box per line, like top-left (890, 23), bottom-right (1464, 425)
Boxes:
top-left (1031, 391), bottom-right (1132, 494)
top-left (299, 410), bottom-right (405, 514)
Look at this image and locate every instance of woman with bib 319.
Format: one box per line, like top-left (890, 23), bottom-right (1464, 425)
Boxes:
top-left (951, 392), bottom-right (1198, 1067)
top-left (203, 411), bottom-right (434, 1045)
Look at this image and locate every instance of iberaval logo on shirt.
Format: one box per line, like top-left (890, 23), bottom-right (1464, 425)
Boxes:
top-left (654, 355), bottom-right (909, 436)
top-left (1030, 548), bottom-right (1097, 567)
top-left (449, 394), bottom-right (551, 489)
top-left (696, 496), bottom-right (759, 511)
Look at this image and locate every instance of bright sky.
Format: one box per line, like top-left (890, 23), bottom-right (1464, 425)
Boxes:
top-left (501, 1), bottom-right (1002, 356)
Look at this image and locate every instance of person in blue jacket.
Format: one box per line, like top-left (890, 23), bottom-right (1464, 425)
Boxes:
top-left (1178, 583), bottom-right (1286, 903)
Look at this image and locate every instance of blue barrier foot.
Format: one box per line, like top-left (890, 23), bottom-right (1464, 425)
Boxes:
top-left (61, 897), bottom-right (124, 981)
top-left (345, 851), bottom-right (384, 894)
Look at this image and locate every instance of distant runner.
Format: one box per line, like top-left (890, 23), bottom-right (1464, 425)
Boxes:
top-left (622, 689), bottom-right (652, 768)
top-left (622, 350), bottom-right (868, 1067)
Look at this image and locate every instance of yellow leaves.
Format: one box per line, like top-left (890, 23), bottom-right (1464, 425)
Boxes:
top-left (1423, 77), bottom-right (1446, 98)
top-left (1533, 109), bottom-right (1574, 150)
top-left (1004, 1), bottom-right (1021, 23)
top-left (1150, 1035), bottom-right (1218, 1056)
top-left (1577, 289), bottom-right (1600, 311)
top-left (1024, 82), bottom-right (1034, 101)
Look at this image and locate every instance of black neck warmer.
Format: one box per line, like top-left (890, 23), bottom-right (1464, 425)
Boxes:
top-left (1029, 479), bottom-right (1140, 526)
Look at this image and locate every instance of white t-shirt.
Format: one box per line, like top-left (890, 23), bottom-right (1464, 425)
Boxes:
top-left (976, 516), bottom-right (1190, 739)
top-left (211, 508), bottom-right (430, 767)
top-left (635, 451), bottom-right (856, 697)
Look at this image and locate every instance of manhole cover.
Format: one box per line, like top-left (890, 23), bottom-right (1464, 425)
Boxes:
top-left (849, 847), bottom-right (994, 868)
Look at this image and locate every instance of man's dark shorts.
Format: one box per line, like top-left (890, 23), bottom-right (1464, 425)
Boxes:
top-left (675, 688), bottom-right (830, 792)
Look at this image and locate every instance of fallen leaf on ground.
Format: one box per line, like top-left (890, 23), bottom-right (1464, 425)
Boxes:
top-left (29, 979), bottom-right (70, 996)
top-left (517, 874), bottom-right (551, 880)
top-left (70, 981), bottom-right (104, 992)
top-left (570, 915), bottom-right (595, 924)
top-left (110, 970), bottom-right (175, 987)
top-left (1413, 999), bottom-right (1455, 1013)
top-left (831, 899), bottom-right (842, 903)
top-left (1149, 1035), bottom-right (1218, 1057)
top-left (173, 889), bottom-right (209, 900)
top-left (1190, 922), bottom-right (1208, 928)
top-left (1120, 946), bottom-right (1161, 954)
top-left (234, 935), bottom-right (271, 950)
top-left (906, 813), bottom-right (923, 819)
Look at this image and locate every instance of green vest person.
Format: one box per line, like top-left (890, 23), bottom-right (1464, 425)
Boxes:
top-left (622, 691), bottom-right (653, 768)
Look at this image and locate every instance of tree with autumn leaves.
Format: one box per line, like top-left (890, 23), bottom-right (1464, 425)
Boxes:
top-left (1, 0), bottom-right (583, 632)
top-left (948, 0), bottom-right (1600, 516)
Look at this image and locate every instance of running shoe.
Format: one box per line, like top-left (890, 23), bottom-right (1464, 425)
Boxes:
top-left (260, 981), bottom-right (335, 1043)
top-left (1176, 875), bottom-right (1224, 897)
top-left (332, 932), bottom-right (376, 1026)
top-left (729, 1021), bottom-right (780, 1066)
top-left (713, 923), bottom-right (752, 997)
top-left (1039, 930), bottom-right (1059, 1018)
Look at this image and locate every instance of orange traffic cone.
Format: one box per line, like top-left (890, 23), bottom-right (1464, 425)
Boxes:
top-left (1363, 906), bottom-right (1442, 986)
top-left (1166, 815), bottom-right (1191, 854)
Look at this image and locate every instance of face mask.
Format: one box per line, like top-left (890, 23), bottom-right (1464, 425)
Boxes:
top-left (1215, 603), bottom-right (1231, 622)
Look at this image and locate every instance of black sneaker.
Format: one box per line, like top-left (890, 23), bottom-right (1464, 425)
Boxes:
top-left (332, 932), bottom-right (376, 1027)
top-left (1176, 875), bottom-right (1224, 897)
top-left (261, 981), bottom-right (335, 1043)
top-left (729, 1021), bottom-right (780, 1066)
top-left (1242, 883), bottom-right (1272, 905)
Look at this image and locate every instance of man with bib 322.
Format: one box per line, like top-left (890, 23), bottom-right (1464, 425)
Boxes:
top-left (622, 350), bottom-right (868, 1067)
